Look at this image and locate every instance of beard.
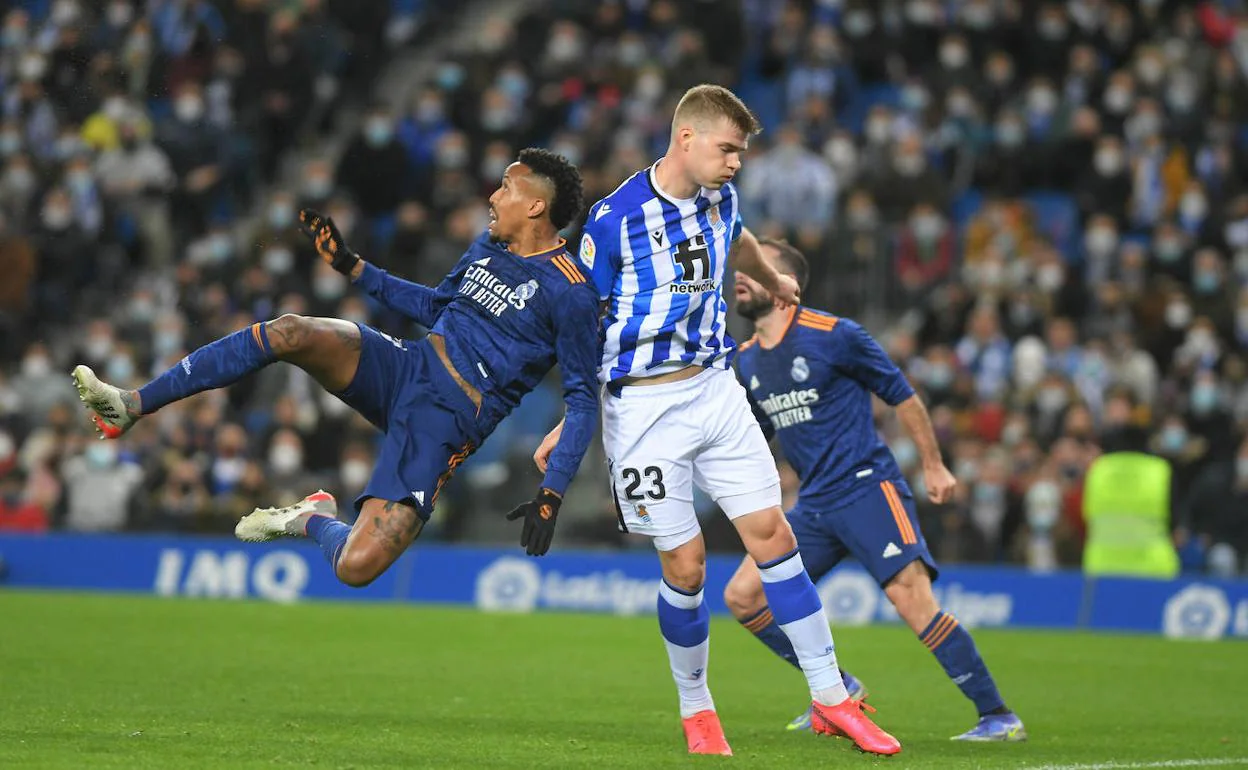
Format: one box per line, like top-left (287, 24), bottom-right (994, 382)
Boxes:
top-left (735, 292), bottom-right (774, 321)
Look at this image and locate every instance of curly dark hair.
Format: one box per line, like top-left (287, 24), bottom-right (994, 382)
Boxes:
top-left (518, 147), bottom-right (584, 231)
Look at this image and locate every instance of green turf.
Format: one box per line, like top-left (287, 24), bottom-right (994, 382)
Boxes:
top-left (1, 590), bottom-right (1245, 769)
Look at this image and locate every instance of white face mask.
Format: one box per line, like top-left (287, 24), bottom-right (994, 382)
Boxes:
top-left (1026, 482), bottom-right (1060, 531)
top-left (1037, 264), bottom-right (1064, 292)
top-left (1095, 148), bottom-right (1124, 176)
top-left (175, 96), bottom-right (204, 123)
top-left (341, 459), bottom-right (372, 488)
top-left (1085, 227), bottom-right (1118, 256)
top-left (1104, 86), bottom-right (1133, 114)
top-left (85, 442), bottom-right (117, 468)
top-left (263, 248), bottom-right (294, 275)
top-left (1036, 387), bottom-right (1068, 413)
top-left (1165, 301), bottom-right (1192, 328)
top-left (940, 44), bottom-right (968, 69)
top-left (269, 445), bottom-right (302, 475)
top-left (313, 275), bottom-right (346, 301)
top-left (22, 355), bottom-right (51, 378)
top-left (866, 118), bottom-right (891, 145)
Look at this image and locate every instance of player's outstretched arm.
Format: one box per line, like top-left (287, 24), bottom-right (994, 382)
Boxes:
top-left (731, 226), bottom-right (800, 307)
top-left (537, 286), bottom-right (600, 495)
top-left (896, 395), bottom-right (956, 504)
top-left (509, 286), bottom-right (600, 556)
top-left (834, 319), bottom-right (958, 505)
top-left (297, 208), bottom-right (451, 328)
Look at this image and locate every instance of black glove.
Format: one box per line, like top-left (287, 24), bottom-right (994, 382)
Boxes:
top-left (505, 488), bottom-right (561, 556)
top-left (297, 208), bottom-right (360, 275)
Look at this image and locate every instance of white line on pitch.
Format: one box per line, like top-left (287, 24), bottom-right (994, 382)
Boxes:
top-left (1025, 759), bottom-right (1248, 770)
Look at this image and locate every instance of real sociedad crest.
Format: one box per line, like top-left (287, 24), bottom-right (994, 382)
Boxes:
top-left (791, 356), bottom-right (810, 383)
top-left (708, 204), bottom-right (725, 233)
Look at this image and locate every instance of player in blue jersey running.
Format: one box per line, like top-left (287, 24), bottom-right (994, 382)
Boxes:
top-left (534, 85), bottom-right (899, 757)
top-left (72, 148), bottom-right (600, 581)
top-left (725, 238), bottom-right (1026, 742)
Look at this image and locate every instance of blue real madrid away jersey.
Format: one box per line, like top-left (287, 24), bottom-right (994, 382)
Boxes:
top-left (736, 307), bottom-right (917, 510)
top-left (353, 231), bottom-right (600, 494)
top-left (577, 162), bottom-right (743, 384)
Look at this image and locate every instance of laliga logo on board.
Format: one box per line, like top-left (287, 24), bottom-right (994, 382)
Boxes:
top-left (1163, 584), bottom-right (1231, 640)
top-left (474, 556), bottom-right (657, 615)
top-left (818, 570), bottom-right (880, 625)
top-left (475, 557), bottom-right (543, 612)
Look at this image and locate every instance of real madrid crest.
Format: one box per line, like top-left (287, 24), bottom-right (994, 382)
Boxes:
top-left (510, 279), bottom-right (539, 310)
top-left (790, 356), bottom-right (810, 383)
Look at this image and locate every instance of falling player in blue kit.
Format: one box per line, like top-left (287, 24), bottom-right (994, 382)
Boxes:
top-left (72, 148), bottom-right (600, 580)
top-left (725, 238), bottom-right (1026, 742)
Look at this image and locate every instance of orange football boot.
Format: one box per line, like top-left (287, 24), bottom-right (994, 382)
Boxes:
top-left (811, 698), bottom-right (901, 756)
top-left (681, 710), bottom-right (733, 756)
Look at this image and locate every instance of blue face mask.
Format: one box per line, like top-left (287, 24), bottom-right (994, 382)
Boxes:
top-left (1160, 426), bottom-right (1187, 453)
top-left (927, 363), bottom-right (954, 390)
top-left (365, 120), bottom-right (393, 147)
top-left (1193, 270), bottom-right (1221, 293)
top-left (1191, 384), bottom-right (1218, 415)
top-left (436, 64), bottom-right (465, 91)
top-left (268, 203), bottom-right (294, 230)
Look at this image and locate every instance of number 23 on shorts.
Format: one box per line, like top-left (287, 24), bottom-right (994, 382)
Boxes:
top-left (620, 465), bottom-right (666, 502)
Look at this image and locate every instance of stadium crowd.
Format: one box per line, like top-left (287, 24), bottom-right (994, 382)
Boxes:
top-left (0, 0), bottom-right (1246, 577)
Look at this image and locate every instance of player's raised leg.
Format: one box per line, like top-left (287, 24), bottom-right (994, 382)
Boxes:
top-left (885, 559), bottom-right (1025, 741)
top-left (236, 491), bottom-right (422, 587)
top-left (730, 507), bottom-right (899, 755)
top-left (73, 313), bottom-right (361, 438)
top-left (655, 531), bottom-right (732, 756)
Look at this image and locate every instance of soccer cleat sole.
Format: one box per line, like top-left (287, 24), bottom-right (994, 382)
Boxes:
top-left (72, 365), bottom-right (129, 439)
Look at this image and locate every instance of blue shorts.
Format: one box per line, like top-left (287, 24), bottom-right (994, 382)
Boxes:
top-left (332, 325), bottom-right (481, 520)
top-left (788, 480), bottom-right (938, 587)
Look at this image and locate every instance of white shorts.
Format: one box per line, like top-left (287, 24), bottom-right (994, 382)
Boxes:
top-left (601, 367), bottom-right (781, 551)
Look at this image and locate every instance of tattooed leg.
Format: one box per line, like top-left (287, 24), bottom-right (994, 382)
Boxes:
top-left (265, 314), bottom-right (362, 392)
top-left (334, 498), bottom-right (425, 586)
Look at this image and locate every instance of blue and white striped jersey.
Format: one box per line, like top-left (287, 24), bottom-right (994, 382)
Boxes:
top-left (578, 162), bottom-right (743, 385)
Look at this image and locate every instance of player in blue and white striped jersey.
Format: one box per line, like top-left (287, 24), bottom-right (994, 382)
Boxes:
top-left (579, 158), bottom-right (742, 383)
top-left (534, 85), bottom-right (900, 757)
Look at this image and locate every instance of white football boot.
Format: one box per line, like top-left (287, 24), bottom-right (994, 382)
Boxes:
top-left (235, 490), bottom-right (338, 542)
top-left (72, 364), bottom-right (140, 439)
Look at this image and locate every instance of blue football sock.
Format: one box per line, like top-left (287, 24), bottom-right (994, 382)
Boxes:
top-left (739, 607), bottom-right (862, 693)
top-left (919, 610), bottom-right (1006, 716)
top-left (758, 549), bottom-right (845, 700)
top-left (305, 514), bottom-right (350, 571)
top-left (739, 606), bottom-right (800, 667)
top-left (657, 580), bottom-right (714, 718)
top-left (138, 323), bottom-right (275, 413)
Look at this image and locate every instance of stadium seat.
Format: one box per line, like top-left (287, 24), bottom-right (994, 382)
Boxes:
top-left (950, 188), bottom-right (984, 228)
top-left (1024, 191), bottom-right (1080, 260)
top-left (1081, 452), bottom-right (1180, 579)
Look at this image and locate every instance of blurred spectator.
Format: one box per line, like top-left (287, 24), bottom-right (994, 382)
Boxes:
top-left (1, 0), bottom-right (1246, 575)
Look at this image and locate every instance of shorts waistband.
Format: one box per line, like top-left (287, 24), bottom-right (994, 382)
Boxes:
top-left (605, 366), bottom-right (718, 399)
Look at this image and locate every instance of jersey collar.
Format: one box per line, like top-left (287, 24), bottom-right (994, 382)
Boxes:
top-left (758, 306), bottom-right (799, 351)
top-left (648, 160), bottom-right (699, 206)
top-left (511, 238), bottom-right (567, 260)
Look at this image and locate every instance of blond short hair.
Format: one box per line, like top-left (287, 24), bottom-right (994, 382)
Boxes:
top-left (672, 84), bottom-right (762, 136)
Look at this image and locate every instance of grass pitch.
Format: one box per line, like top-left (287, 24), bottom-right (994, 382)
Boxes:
top-left (1, 590), bottom-right (1245, 769)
